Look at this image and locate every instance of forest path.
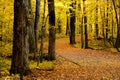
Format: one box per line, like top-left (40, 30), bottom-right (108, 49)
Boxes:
top-left (55, 37), bottom-right (120, 67)
top-left (32, 36), bottom-right (120, 79)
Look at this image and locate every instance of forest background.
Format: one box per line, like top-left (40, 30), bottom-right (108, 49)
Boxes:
top-left (0, 0), bottom-right (120, 79)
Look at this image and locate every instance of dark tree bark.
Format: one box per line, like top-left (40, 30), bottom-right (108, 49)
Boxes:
top-left (28, 0), bottom-right (36, 53)
top-left (69, 0), bottom-right (76, 44)
top-left (70, 15), bottom-right (76, 44)
top-left (84, 16), bottom-right (88, 48)
top-left (81, 17), bottom-right (84, 48)
top-left (10, 0), bottom-right (31, 76)
top-left (83, 0), bottom-right (88, 48)
top-left (34, 0), bottom-right (40, 56)
top-left (105, 0), bottom-right (109, 39)
top-left (111, 12), bottom-right (114, 39)
top-left (48, 0), bottom-right (56, 60)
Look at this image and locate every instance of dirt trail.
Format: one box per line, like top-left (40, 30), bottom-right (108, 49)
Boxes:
top-left (55, 37), bottom-right (120, 79)
top-left (55, 37), bottom-right (120, 66)
top-left (42, 36), bottom-right (120, 67)
top-left (33, 37), bottom-right (120, 79)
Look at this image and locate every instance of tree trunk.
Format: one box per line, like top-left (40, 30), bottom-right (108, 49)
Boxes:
top-left (10, 0), bottom-right (31, 76)
top-left (39, 0), bottom-right (46, 63)
top-left (34, 0), bottom-right (40, 57)
top-left (95, 0), bottom-right (98, 38)
top-left (66, 12), bottom-right (70, 36)
top-left (70, 16), bottom-right (76, 44)
top-left (83, 0), bottom-right (88, 48)
top-left (81, 17), bottom-right (84, 48)
top-left (84, 16), bottom-right (88, 48)
top-left (105, 0), bottom-right (109, 39)
top-left (48, 0), bottom-right (56, 60)
top-left (28, 0), bottom-right (36, 53)
top-left (69, 1), bottom-right (76, 45)
top-left (78, 1), bottom-right (84, 48)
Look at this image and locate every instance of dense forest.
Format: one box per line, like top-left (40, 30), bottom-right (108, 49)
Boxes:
top-left (0, 0), bottom-right (120, 79)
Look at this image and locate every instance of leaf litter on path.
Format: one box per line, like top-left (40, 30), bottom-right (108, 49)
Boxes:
top-left (27, 37), bottom-right (120, 79)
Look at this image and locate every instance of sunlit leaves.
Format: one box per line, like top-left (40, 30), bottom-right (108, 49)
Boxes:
top-left (0, 0), bottom-right (13, 56)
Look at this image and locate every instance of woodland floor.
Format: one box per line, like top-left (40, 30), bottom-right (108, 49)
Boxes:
top-left (0, 37), bottom-right (120, 80)
top-left (26, 37), bottom-right (120, 80)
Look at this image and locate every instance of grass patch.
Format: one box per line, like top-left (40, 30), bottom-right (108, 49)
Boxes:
top-left (38, 60), bottom-right (54, 70)
top-left (29, 60), bottom-right (38, 69)
top-left (56, 33), bottom-right (67, 39)
top-left (0, 57), bottom-right (55, 71)
top-left (73, 42), bottom-right (81, 48)
top-left (110, 48), bottom-right (119, 52)
top-left (73, 39), bottom-right (119, 52)
top-left (29, 60), bottom-right (55, 70)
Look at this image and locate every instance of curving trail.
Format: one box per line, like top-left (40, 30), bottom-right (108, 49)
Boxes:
top-left (29, 37), bottom-right (120, 79)
top-left (55, 37), bottom-right (120, 67)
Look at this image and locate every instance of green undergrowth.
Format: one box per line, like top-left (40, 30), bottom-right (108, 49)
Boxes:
top-left (0, 42), bottom-right (12, 57)
top-left (0, 57), bottom-right (11, 71)
top-left (38, 61), bottom-right (54, 70)
top-left (56, 33), bottom-right (67, 39)
top-left (73, 40), bottom-right (119, 53)
top-left (0, 57), bottom-right (55, 71)
top-left (110, 48), bottom-right (119, 52)
top-left (0, 57), bottom-right (55, 79)
top-left (30, 60), bottom-right (55, 70)
top-left (73, 42), bottom-right (81, 48)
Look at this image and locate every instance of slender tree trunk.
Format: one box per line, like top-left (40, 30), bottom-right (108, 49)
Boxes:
top-left (69, 0), bottom-right (76, 44)
top-left (70, 15), bottom-right (76, 44)
top-left (28, 0), bottom-right (36, 53)
top-left (78, 1), bottom-right (84, 48)
top-left (10, 0), bottom-right (31, 76)
top-left (83, 0), bottom-right (88, 48)
top-left (66, 16), bottom-right (69, 35)
top-left (39, 0), bottom-right (46, 63)
top-left (95, 0), bottom-right (98, 38)
top-left (84, 16), bottom-right (88, 48)
top-left (66, 12), bottom-right (70, 36)
top-left (103, 9), bottom-right (107, 48)
top-left (105, 0), bottom-right (109, 39)
top-left (111, 11), bottom-right (114, 39)
top-left (48, 0), bottom-right (56, 60)
top-left (81, 17), bottom-right (84, 48)
top-left (34, 0), bottom-right (40, 58)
